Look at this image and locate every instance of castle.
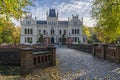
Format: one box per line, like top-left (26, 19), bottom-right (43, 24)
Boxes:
top-left (20, 9), bottom-right (85, 45)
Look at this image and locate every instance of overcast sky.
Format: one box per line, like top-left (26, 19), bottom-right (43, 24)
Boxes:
top-left (12, 0), bottom-right (96, 27)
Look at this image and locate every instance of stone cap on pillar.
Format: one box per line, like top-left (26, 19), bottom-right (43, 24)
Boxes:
top-left (20, 48), bottom-right (33, 51)
top-left (115, 44), bottom-right (120, 47)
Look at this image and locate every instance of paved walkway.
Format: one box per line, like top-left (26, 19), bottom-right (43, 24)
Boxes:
top-left (56, 48), bottom-right (120, 80)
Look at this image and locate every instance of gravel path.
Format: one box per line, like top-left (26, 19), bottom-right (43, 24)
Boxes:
top-left (56, 48), bottom-right (120, 80)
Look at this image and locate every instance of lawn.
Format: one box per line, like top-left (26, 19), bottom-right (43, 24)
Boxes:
top-left (0, 60), bottom-right (62, 80)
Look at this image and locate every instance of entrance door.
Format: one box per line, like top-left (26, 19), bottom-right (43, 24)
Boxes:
top-left (51, 37), bottom-right (54, 44)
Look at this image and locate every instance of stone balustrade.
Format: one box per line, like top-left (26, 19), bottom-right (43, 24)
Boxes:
top-left (0, 45), bottom-right (56, 75)
top-left (67, 44), bottom-right (120, 64)
top-left (20, 46), bottom-right (56, 75)
top-left (92, 44), bottom-right (120, 63)
top-left (67, 44), bottom-right (92, 53)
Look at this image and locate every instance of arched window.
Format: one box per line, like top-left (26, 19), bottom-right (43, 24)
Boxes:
top-left (64, 30), bottom-right (66, 35)
top-left (31, 37), bottom-right (32, 42)
top-left (51, 29), bottom-right (54, 35)
top-left (28, 37), bottom-right (30, 42)
top-left (59, 30), bottom-right (62, 35)
top-left (39, 30), bottom-right (41, 34)
top-left (25, 29), bottom-right (27, 34)
top-left (75, 29), bottom-right (77, 34)
top-left (72, 29), bottom-right (74, 34)
top-left (75, 37), bottom-right (77, 42)
top-left (28, 29), bottom-right (30, 34)
top-left (31, 29), bottom-right (33, 34)
top-left (77, 29), bottom-right (79, 34)
top-left (25, 37), bottom-right (26, 42)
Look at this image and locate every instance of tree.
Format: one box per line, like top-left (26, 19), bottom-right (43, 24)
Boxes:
top-left (61, 34), bottom-right (66, 45)
top-left (39, 34), bottom-right (44, 44)
top-left (83, 26), bottom-right (91, 40)
top-left (12, 27), bottom-right (21, 44)
top-left (0, 18), bottom-right (14, 43)
top-left (0, 0), bottom-right (34, 20)
top-left (0, 17), bottom-right (21, 44)
top-left (0, 0), bottom-right (34, 44)
top-left (91, 0), bottom-right (120, 43)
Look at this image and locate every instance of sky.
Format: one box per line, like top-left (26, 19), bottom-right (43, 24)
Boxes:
top-left (12, 0), bottom-right (96, 27)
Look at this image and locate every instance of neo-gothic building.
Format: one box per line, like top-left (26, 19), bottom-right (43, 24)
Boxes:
top-left (20, 9), bottom-right (85, 45)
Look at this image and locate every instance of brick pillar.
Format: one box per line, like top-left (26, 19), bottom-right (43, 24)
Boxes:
top-left (115, 45), bottom-right (120, 63)
top-left (20, 48), bottom-right (33, 75)
top-left (47, 46), bottom-right (56, 66)
top-left (92, 44), bottom-right (98, 56)
top-left (101, 44), bottom-right (108, 59)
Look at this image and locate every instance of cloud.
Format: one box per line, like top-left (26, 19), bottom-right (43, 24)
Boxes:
top-left (83, 17), bottom-right (96, 27)
top-left (10, 18), bottom-right (20, 26)
top-left (12, 0), bottom-right (96, 27)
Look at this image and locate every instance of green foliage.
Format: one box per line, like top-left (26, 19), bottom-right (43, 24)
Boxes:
top-left (0, 18), bottom-right (20, 44)
top-left (61, 34), bottom-right (66, 45)
top-left (0, 0), bottom-right (34, 20)
top-left (83, 26), bottom-right (91, 40)
top-left (0, 0), bottom-right (34, 44)
top-left (91, 0), bottom-right (120, 43)
top-left (39, 34), bottom-right (44, 44)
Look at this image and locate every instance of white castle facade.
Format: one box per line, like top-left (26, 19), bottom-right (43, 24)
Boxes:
top-left (20, 9), bottom-right (86, 45)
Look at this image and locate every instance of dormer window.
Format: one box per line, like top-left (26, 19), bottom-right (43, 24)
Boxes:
top-left (73, 22), bottom-right (78, 25)
top-left (26, 21), bottom-right (31, 25)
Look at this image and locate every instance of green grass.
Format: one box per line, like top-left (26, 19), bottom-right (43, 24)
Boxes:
top-left (0, 65), bottom-right (21, 80)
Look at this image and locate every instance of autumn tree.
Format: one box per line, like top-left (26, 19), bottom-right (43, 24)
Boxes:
top-left (0, 0), bottom-right (34, 44)
top-left (91, 0), bottom-right (120, 43)
top-left (83, 26), bottom-right (91, 40)
top-left (0, 0), bottom-right (34, 20)
top-left (12, 27), bottom-right (21, 44)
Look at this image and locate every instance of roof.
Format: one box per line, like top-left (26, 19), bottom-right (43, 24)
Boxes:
top-left (36, 21), bottom-right (68, 25)
top-left (58, 21), bottom-right (68, 25)
top-left (37, 21), bottom-right (47, 24)
top-left (49, 9), bottom-right (56, 17)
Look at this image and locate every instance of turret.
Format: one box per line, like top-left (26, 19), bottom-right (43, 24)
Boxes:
top-left (48, 9), bottom-right (57, 17)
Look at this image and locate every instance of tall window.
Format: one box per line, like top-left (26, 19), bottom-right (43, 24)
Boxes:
top-left (25, 37), bottom-right (26, 42)
top-left (75, 29), bottom-right (76, 34)
top-left (77, 29), bottom-right (79, 34)
top-left (59, 30), bottom-right (62, 35)
top-left (31, 29), bottom-right (33, 34)
top-left (75, 37), bottom-right (77, 42)
top-left (28, 29), bottom-right (30, 34)
top-left (64, 30), bottom-right (66, 35)
top-left (72, 29), bottom-right (74, 34)
top-left (51, 29), bottom-right (54, 35)
top-left (43, 30), bottom-right (46, 35)
top-left (25, 29), bottom-right (27, 34)
top-left (39, 30), bottom-right (41, 34)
